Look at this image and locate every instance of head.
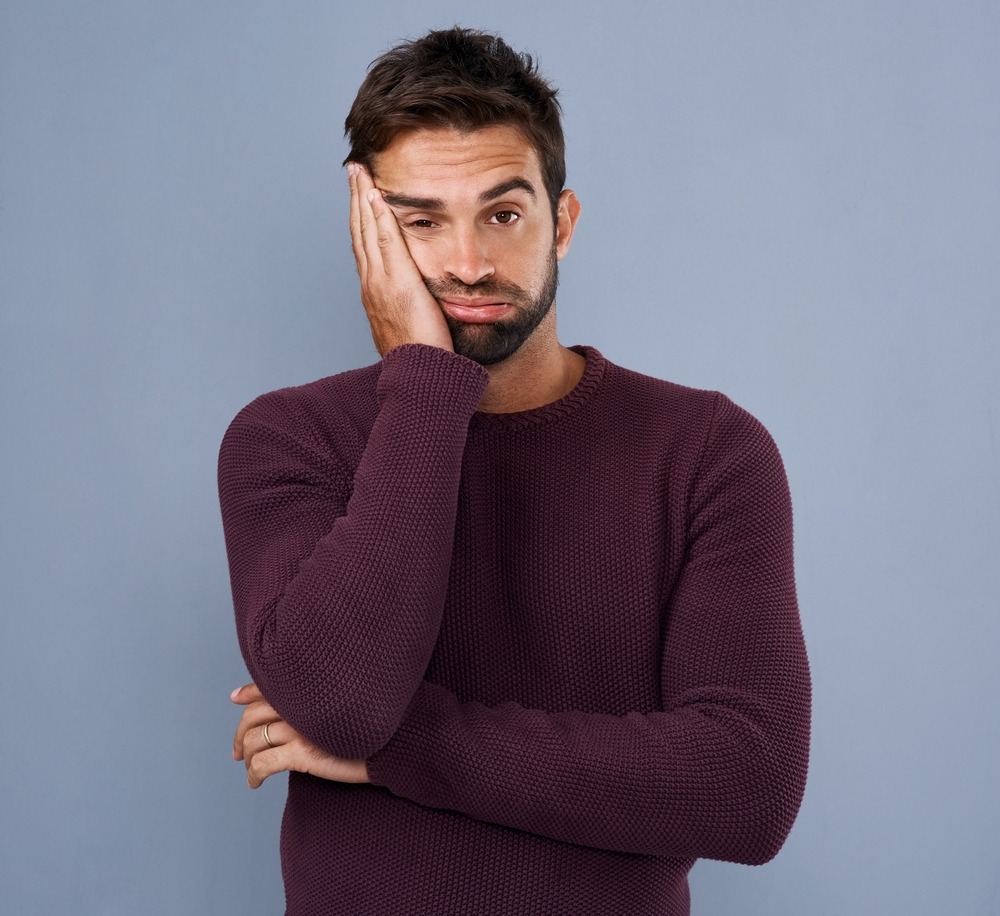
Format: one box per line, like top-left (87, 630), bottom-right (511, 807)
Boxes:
top-left (345, 29), bottom-right (578, 366)
top-left (345, 27), bottom-right (566, 222)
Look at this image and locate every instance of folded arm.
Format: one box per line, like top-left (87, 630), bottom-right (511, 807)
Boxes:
top-left (223, 366), bottom-right (810, 864)
top-left (364, 399), bottom-right (810, 864)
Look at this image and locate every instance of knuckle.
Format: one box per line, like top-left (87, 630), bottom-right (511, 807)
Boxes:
top-left (247, 751), bottom-right (269, 778)
top-left (243, 702), bottom-right (263, 722)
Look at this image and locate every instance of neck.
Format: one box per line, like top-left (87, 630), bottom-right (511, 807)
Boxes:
top-left (475, 309), bottom-right (585, 413)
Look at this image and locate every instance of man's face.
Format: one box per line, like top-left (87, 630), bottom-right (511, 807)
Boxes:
top-left (371, 125), bottom-right (574, 365)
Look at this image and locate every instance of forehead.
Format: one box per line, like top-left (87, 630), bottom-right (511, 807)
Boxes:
top-left (372, 125), bottom-right (541, 201)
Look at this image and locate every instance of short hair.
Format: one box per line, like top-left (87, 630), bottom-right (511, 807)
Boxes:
top-left (344, 27), bottom-right (566, 216)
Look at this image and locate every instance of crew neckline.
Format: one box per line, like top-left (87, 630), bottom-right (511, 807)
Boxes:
top-left (469, 345), bottom-right (606, 430)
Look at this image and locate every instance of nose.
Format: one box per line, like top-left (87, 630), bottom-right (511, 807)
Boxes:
top-left (443, 225), bottom-right (495, 286)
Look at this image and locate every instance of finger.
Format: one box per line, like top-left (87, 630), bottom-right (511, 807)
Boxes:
top-left (366, 187), bottom-right (403, 271)
top-left (245, 744), bottom-right (285, 789)
top-left (353, 166), bottom-right (419, 282)
top-left (230, 683), bottom-right (266, 759)
top-left (243, 718), bottom-right (291, 771)
top-left (233, 699), bottom-right (279, 760)
top-left (354, 166), bottom-right (388, 273)
top-left (347, 162), bottom-right (367, 279)
top-left (244, 732), bottom-right (369, 788)
top-left (230, 682), bottom-right (264, 705)
top-left (244, 721), bottom-right (301, 788)
top-left (353, 166), bottom-right (431, 295)
top-left (233, 701), bottom-right (278, 758)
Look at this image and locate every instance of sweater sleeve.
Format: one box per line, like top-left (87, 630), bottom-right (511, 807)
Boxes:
top-left (218, 345), bottom-right (489, 759)
top-left (366, 396), bottom-right (811, 865)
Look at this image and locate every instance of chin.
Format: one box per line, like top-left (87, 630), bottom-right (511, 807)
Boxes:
top-left (448, 311), bottom-right (547, 366)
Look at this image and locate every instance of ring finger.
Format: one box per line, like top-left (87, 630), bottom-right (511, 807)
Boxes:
top-left (245, 718), bottom-right (286, 766)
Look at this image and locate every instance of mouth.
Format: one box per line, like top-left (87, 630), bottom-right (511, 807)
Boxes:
top-left (438, 298), bottom-right (512, 324)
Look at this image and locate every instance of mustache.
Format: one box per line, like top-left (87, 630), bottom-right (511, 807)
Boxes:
top-left (423, 276), bottom-right (528, 301)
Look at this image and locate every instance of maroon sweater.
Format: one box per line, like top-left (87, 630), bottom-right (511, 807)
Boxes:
top-left (219, 344), bottom-right (810, 915)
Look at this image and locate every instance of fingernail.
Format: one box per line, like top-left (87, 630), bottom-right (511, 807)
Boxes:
top-left (367, 189), bottom-right (378, 203)
top-left (230, 687), bottom-right (240, 701)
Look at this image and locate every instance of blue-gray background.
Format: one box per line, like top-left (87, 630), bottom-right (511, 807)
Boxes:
top-left (2, 2), bottom-right (998, 913)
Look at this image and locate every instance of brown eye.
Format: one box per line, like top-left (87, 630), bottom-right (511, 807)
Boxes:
top-left (492, 211), bottom-right (519, 225)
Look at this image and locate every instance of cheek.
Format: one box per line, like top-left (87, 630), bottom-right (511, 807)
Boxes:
top-left (503, 233), bottom-right (549, 276)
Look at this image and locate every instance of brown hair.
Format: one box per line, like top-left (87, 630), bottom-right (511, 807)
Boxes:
top-left (344, 27), bottom-right (565, 216)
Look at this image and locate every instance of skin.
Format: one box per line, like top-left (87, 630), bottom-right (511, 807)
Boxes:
top-left (231, 683), bottom-right (368, 788)
top-left (233, 124), bottom-right (583, 787)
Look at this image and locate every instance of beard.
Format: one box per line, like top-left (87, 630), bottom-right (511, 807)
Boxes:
top-left (423, 247), bottom-right (559, 366)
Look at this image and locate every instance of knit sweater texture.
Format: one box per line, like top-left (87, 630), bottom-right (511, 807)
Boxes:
top-left (218, 344), bottom-right (811, 915)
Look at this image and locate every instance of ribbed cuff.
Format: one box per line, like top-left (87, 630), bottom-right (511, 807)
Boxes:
top-left (377, 345), bottom-right (490, 414)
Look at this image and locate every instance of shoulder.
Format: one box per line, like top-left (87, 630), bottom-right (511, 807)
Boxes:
top-left (592, 352), bottom-right (725, 453)
top-left (229, 362), bottom-right (379, 432)
top-left (593, 351), bottom-right (784, 479)
top-left (219, 361), bottom-right (382, 474)
top-left (602, 358), bottom-right (719, 417)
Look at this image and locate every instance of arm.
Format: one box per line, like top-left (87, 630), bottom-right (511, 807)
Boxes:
top-left (220, 346), bottom-right (486, 759)
top-left (218, 166), bottom-right (487, 759)
top-left (227, 397), bottom-right (809, 862)
top-left (364, 399), bottom-right (810, 864)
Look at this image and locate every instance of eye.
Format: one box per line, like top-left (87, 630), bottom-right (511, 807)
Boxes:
top-left (406, 218), bottom-right (437, 229)
top-left (490, 211), bottom-right (520, 225)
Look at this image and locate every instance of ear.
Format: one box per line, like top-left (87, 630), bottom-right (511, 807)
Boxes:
top-left (554, 189), bottom-right (582, 261)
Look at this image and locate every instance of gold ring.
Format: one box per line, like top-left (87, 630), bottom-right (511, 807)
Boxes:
top-left (262, 721), bottom-right (275, 748)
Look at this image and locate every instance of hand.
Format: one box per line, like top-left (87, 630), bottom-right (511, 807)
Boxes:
top-left (230, 683), bottom-right (370, 789)
top-left (347, 162), bottom-right (454, 356)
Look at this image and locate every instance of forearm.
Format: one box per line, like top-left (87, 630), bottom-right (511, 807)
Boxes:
top-left (219, 345), bottom-right (488, 758)
top-left (368, 665), bottom-right (809, 863)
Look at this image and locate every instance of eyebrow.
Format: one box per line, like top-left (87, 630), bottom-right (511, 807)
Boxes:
top-left (481, 177), bottom-right (536, 203)
top-left (380, 176), bottom-right (537, 212)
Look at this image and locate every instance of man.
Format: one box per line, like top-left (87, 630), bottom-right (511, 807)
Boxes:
top-left (220, 27), bottom-right (810, 916)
